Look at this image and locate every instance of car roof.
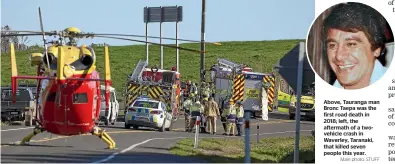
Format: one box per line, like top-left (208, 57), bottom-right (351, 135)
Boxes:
top-left (100, 85), bottom-right (115, 91)
top-left (1, 87), bottom-right (32, 90)
top-left (134, 97), bottom-right (161, 103)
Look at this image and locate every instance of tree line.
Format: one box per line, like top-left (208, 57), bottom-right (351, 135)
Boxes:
top-left (1, 25), bottom-right (43, 54)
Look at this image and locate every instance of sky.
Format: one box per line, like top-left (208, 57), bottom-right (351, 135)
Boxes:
top-left (1, 0), bottom-right (315, 46)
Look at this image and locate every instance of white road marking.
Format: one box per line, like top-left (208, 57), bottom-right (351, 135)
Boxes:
top-left (1, 127), bottom-right (34, 132)
top-left (91, 129), bottom-right (313, 163)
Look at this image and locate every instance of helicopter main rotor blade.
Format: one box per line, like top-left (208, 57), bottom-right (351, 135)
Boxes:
top-left (2, 30), bottom-right (51, 33)
top-left (95, 35), bottom-right (204, 54)
top-left (39, 7), bottom-right (52, 76)
top-left (38, 7), bottom-right (46, 42)
top-left (1, 33), bottom-right (53, 37)
top-left (91, 33), bottom-right (221, 45)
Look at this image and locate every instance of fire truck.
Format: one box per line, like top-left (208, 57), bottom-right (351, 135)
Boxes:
top-left (124, 60), bottom-right (181, 121)
top-left (210, 58), bottom-right (276, 118)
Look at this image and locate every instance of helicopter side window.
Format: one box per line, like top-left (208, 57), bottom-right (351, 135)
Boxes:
top-left (73, 93), bottom-right (88, 104)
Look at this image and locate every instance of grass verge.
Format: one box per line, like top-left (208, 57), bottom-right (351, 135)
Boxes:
top-left (169, 136), bottom-right (315, 163)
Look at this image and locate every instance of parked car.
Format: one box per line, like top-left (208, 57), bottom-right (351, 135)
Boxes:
top-left (124, 96), bottom-right (173, 132)
top-left (1, 87), bottom-right (36, 126)
top-left (99, 85), bottom-right (119, 125)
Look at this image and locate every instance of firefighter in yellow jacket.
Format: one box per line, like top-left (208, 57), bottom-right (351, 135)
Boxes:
top-left (205, 97), bottom-right (220, 135)
top-left (235, 100), bottom-right (244, 136)
top-left (222, 99), bottom-right (237, 136)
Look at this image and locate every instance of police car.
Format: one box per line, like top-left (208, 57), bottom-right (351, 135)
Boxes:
top-left (124, 96), bottom-right (173, 132)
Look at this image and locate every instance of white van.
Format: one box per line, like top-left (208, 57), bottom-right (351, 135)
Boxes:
top-left (100, 85), bottom-right (119, 125)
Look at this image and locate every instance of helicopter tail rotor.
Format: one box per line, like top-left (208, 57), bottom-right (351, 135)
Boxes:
top-left (104, 46), bottom-right (112, 112)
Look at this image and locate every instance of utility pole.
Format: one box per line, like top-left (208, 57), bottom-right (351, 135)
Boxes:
top-left (200, 0), bottom-right (206, 84)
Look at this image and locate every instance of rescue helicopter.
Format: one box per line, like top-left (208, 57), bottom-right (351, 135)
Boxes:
top-left (1, 7), bottom-right (220, 149)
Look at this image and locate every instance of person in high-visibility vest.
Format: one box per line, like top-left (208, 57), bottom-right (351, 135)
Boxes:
top-left (235, 100), bottom-right (244, 136)
top-left (223, 99), bottom-right (237, 136)
top-left (183, 94), bottom-right (194, 132)
top-left (190, 83), bottom-right (198, 102)
top-left (188, 101), bottom-right (204, 132)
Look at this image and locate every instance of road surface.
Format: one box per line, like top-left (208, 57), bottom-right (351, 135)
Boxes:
top-left (1, 114), bottom-right (315, 163)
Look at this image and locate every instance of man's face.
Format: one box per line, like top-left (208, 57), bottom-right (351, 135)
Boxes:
top-left (326, 28), bottom-right (381, 88)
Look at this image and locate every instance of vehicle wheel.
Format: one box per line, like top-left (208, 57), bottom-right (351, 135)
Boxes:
top-left (104, 119), bottom-right (109, 126)
top-left (111, 114), bottom-right (116, 125)
top-left (289, 113), bottom-right (295, 120)
top-left (125, 123), bottom-right (131, 129)
top-left (165, 120), bottom-right (173, 131)
top-left (25, 110), bottom-right (33, 126)
top-left (25, 120), bottom-right (32, 126)
top-left (133, 125), bottom-right (139, 130)
top-left (113, 112), bottom-right (119, 124)
top-left (172, 115), bottom-right (178, 122)
top-left (32, 119), bottom-right (37, 126)
top-left (159, 119), bottom-right (166, 132)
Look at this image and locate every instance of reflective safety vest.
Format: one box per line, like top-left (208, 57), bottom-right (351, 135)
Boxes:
top-left (203, 87), bottom-right (210, 96)
top-left (229, 107), bottom-right (236, 115)
top-left (191, 103), bottom-right (204, 113)
top-left (236, 106), bottom-right (244, 118)
top-left (224, 105), bottom-right (237, 120)
top-left (228, 105), bottom-right (236, 121)
top-left (191, 103), bottom-right (203, 117)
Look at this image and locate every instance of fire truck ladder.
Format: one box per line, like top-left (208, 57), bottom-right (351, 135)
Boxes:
top-left (129, 60), bottom-right (148, 82)
top-left (217, 58), bottom-right (242, 71)
top-left (217, 58), bottom-right (242, 101)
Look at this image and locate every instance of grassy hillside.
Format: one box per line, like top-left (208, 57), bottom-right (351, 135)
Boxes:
top-left (1, 39), bottom-right (303, 98)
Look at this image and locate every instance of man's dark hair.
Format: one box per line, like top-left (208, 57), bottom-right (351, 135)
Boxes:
top-left (322, 2), bottom-right (391, 84)
top-left (323, 2), bottom-right (387, 51)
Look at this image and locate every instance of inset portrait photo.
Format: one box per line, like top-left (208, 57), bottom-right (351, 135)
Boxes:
top-left (306, 2), bottom-right (394, 90)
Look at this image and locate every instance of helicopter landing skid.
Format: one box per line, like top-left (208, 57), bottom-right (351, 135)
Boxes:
top-left (91, 126), bottom-right (116, 149)
top-left (20, 127), bottom-right (46, 145)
